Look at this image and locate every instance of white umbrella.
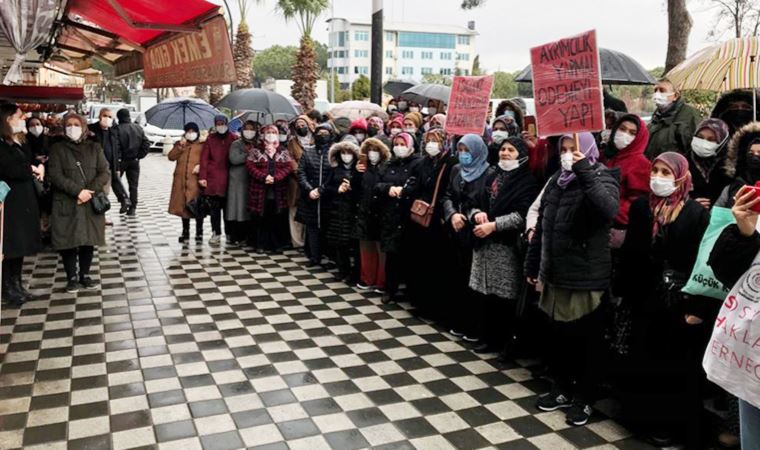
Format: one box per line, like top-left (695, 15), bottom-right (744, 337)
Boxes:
top-left (328, 101), bottom-right (388, 121)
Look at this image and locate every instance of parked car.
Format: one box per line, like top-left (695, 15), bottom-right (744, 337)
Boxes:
top-left (144, 123), bottom-right (184, 152)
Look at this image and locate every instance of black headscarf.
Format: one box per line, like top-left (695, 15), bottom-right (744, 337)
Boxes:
top-left (488, 137), bottom-right (539, 221)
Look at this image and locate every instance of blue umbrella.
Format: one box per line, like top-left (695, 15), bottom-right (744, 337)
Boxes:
top-left (145, 97), bottom-right (221, 130)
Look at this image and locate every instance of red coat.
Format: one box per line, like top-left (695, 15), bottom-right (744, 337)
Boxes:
top-left (604, 116), bottom-right (651, 227)
top-left (199, 131), bottom-right (238, 197)
top-left (245, 146), bottom-right (293, 215)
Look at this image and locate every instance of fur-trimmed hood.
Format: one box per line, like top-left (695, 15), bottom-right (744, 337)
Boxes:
top-left (359, 137), bottom-right (391, 163)
top-left (329, 140), bottom-right (361, 167)
top-left (724, 121), bottom-right (760, 178)
top-left (495, 99), bottom-right (525, 130)
top-left (711, 89), bottom-right (760, 122)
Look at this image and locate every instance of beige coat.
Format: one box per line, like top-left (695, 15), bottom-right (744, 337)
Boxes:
top-left (168, 138), bottom-right (203, 218)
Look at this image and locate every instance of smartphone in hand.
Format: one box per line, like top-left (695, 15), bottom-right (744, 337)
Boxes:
top-left (524, 115), bottom-right (537, 138)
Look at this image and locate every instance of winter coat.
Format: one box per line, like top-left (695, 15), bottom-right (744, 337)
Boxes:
top-left (295, 144), bottom-right (333, 227)
top-left (375, 154), bottom-right (423, 253)
top-left (0, 141), bottom-right (41, 258)
top-left (709, 224), bottom-right (760, 289)
top-left (88, 123), bottom-right (122, 171)
top-left (710, 89), bottom-right (760, 135)
top-left (354, 138), bottom-right (390, 241)
top-left (442, 165), bottom-right (497, 249)
top-left (621, 197), bottom-right (712, 318)
top-left (48, 138), bottom-right (110, 250)
top-left (167, 138), bottom-right (203, 218)
top-left (688, 150), bottom-right (733, 204)
top-left (525, 159), bottom-right (620, 291)
top-left (116, 120), bottom-right (150, 161)
top-left (325, 141), bottom-right (362, 247)
top-left (605, 115), bottom-right (651, 227)
top-left (286, 137), bottom-right (306, 207)
top-left (408, 152), bottom-right (457, 233)
top-left (246, 146), bottom-right (293, 216)
top-left (715, 122), bottom-right (760, 208)
top-left (227, 139), bottom-right (253, 221)
top-left (645, 98), bottom-right (702, 159)
top-left (199, 131), bottom-right (237, 197)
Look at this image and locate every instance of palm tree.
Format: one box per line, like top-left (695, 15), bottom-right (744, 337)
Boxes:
top-left (233, 0), bottom-right (259, 88)
top-left (276, 0), bottom-right (329, 112)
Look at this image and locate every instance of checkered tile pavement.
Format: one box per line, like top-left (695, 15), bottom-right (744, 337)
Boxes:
top-left (0, 155), bottom-right (655, 449)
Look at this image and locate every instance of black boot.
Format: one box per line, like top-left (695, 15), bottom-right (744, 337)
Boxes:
top-left (2, 270), bottom-right (25, 307)
top-left (195, 220), bottom-right (204, 243)
top-left (119, 198), bottom-right (132, 214)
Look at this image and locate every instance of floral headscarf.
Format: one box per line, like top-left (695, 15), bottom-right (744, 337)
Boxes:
top-left (650, 151), bottom-right (693, 237)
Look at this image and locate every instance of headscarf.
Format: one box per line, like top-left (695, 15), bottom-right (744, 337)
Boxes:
top-left (492, 114), bottom-right (521, 138)
top-left (430, 113), bottom-right (447, 129)
top-left (293, 114), bottom-right (316, 133)
top-left (604, 114), bottom-right (649, 160)
top-left (458, 134), bottom-right (490, 182)
top-left (214, 114), bottom-right (228, 125)
top-left (388, 117), bottom-right (404, 131)
top-left (62, 113), bottom-right (89, 143)
top-left (393, 131), bottom-right (414, 150)
top-left (556, 132), bottom-right (599, 189)
top-left (367, 116), bottom-right (385, 136)
top-left (695, 118), bottom-right (730, 147)
top-left (423, 128), bottom-right (448, 156)
top-left (260, 124), bottom-right (279, 157)
top-left (404, 112), bottom-right (423, 129)
top-left (489, 136), bottom-right (540, 221)
top-left (349, 117), bottom-right (368, 132)
top-left (650, 151), bottom-right (693, 238)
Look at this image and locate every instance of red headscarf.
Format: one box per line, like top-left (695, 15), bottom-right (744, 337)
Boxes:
top-left (650, 151), bottom-right (693, 237)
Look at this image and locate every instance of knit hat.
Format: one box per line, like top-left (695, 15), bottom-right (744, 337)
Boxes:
top-left (315, 122), bottom-right (335, 135)
top-left (349, 117), bottom-right (368, 133)
top-left (405, 112), bottom-right (423, 128)
top-left (214, 114), bottom-right (228, 125)
top-left (388, 117), bottom-right (404, 130)
top-left (367, 116), bottom-right (385, 130)
top-left (332, 117), bottom-right (352, 136)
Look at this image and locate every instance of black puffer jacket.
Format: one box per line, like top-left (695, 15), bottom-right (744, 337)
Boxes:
top-left (354, 138), bottom-right (390, 241)
top-left (525, 159), bottom-right (621, 290)
top-left (88, 123), bottom-right (121, 171)
top-left (408, 152), bottom-right (457, 232)
top-left (442, 165), bottom-right (497, 248)
top-left (375, 154), bottom-right (422, 253)
top-left (715, 122), bottom-right (760, 208)
top-left (709, 224), bottom-right (760, 288)
top-left (295, 143), bottom-right (333, 227)
top-left (325, 141), bottom-right (361, 247)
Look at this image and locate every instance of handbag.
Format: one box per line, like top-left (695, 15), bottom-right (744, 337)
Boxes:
top-left (186, 194), bottom-right (212, 219)
top-left (410, 163), bottom-right (447, 228)
top-left (76, 161), bottom-right (110, 215)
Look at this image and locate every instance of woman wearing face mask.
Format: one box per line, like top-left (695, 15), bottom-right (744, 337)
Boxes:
top-left (488, 115), bottom-right (521, 165)
top-left (324, 140), bottom-right (362, 281)
top-left (354, 138), bottom-right (391, 294)
top-left (404, 112), bottom-right (423, 150)
top-left (366, 115), bottom-right (391, 148)
top-left (226, 120), bottom-right (258, 247)
top-left (645, 78), bottom-right (701, 159)
top-left (617, 152), bottom-right (711, 447)
top-left (716, 122), bottom-right (760, 208)
top-left (169, 122), bottom-right (205, 243)
top-left (441, 134), bottom-right (495, 340)
top-left (387, 117), bottom-right (404, 139)
top-left (199, 114), bottom-right (237, 246)
top-left (246, 124), bottom-right (294, 254)
top-left (468, 137), bottom-right (539, 355)
top-left (396, 99), bottom-right (409, 114)
top-left (287, 116), bottom-right (314, 250)
top-left (375, 131), bottom-right (422, 304)
top-left (0, 104), bottom-right (42, 306)
top-left (404, 129), bottom-right (458, 317)
top-left (525, 132), bottom-right (620, 427)
top-left (348, 117), bottom-right (368, 145)
top-left (48, 113), bottom-right (110, 294)
top-left (27, 116), bottom-right (53, 240)
top-left (603, 114), bottom-right (651, 246)
top-left (687, 118), bottom-right (732, 209)
top-left (710, 89), bottom-right (760, 136)
top-left (296, 122), bottom-right (336, 266)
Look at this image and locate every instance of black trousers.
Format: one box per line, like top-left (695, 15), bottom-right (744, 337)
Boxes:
top-left (110, 165), bottom-right (129, 205)
top-left (60, 246), bottom-right (94, 281)
top-left (2, 256), bottom-right (23, 292)
top-left (208, 196), bottom-right (225, 235)
top-left (181, 217), bottom-right (204, 236)
top-left (256, 201), bottom-right (289, 252)
top-left (305, 225), bottom-right (322, 264)
top-left (119, 159), bottom-right (140, 206)
top-left (474, 293), bottom-right (517, 346)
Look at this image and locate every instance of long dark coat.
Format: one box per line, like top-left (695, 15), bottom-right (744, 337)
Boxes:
top-left (374, 154), bottom-right (422, 253)
top-left (0, 140), bottom-right (41, 258)
top-left (295, 144), bottom-right (333, 227)
top-left (325, 142), bottom-right (361, 247)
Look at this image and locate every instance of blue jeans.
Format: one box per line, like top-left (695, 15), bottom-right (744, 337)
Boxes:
top-left (740, 399), bottom-right (760, 450)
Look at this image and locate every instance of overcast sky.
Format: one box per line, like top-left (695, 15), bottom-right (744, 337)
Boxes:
top-left (211, 0), bottom-right (723, 73)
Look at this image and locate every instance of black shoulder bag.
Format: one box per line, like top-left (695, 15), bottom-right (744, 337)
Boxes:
top-left (76, 161), bottom-right (111, 215)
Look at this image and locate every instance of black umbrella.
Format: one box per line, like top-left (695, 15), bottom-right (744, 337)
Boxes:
top-left (514, 48), bottom-right (657, 85)
top-left (401, 83), bottom-right (452, 105)
top-left (215, 88), bottom-right (298, 121)
top-left (383, 79), bottom-right (417, 98)
top-left (145, 97), bottom-right (220, 130)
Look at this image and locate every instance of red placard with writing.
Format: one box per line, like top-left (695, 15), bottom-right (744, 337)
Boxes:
top-left (445, 75), bottom-right (494, 136)
top-left (143, 15), bottom-right (236, 89)
top-left (530, 30), bottom-right (603, 137)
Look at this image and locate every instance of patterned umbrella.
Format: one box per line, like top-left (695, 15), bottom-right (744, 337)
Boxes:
top-left (666, 37), bottom-right (760, 92)
top-left (328, 101), bottom-right (388, 121)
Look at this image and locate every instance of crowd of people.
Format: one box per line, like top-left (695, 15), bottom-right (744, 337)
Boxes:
top-left (2, 78), bottom-right (760, 448)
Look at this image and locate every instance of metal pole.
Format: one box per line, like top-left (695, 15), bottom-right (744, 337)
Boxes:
top-left (370, 0), bottom-right (383, 105)
top-left (330, 1), bottom-right (335, 103)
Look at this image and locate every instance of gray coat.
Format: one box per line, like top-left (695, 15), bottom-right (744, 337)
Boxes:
top-left (226, 139), bottom-right (252, 222)
top-left (48, 138), bottom-right (110, 251)
top-left (469, 213), bottom-right (525, 299)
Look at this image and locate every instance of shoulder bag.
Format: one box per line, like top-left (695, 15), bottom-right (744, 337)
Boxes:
top-left (410, 163), bottom-right (446, 228)
top-left (76, 161), bottom-right (111, 215)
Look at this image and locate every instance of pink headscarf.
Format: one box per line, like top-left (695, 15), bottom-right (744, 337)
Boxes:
top-left (393, 132), bottom-right (414, 150)
top-left (261, 124), bottom-right (279, 157)
top-left (650, 151), bottom-right (693, 237)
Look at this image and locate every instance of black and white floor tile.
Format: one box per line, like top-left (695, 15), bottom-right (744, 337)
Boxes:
top-left (0, 155), bottom-right (656, 449)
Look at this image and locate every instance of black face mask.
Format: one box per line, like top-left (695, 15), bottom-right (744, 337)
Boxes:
top-left (367, 127), bottom-right (378, 137)
top-left (721, 109), bottom-right (755, 132)
top-left (296, 126), bottom-right (309, 137)
top-left (315, 134), bottom-right (331, 147)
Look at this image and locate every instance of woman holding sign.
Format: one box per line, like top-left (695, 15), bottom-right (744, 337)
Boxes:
top-left (524, 132), bottom-right (619, 426)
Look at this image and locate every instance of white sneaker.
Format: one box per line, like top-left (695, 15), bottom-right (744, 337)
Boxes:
top-left (209, 233), bottom-right (221, 246)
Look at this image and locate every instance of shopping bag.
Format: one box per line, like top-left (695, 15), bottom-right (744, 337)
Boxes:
top-left (682, 207), bottom-right (734, 299)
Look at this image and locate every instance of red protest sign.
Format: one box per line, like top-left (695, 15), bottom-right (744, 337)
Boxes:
top-left (530, 29), bottom-right (603, 137)
top-left (445, 75), bottom-right (494, 136)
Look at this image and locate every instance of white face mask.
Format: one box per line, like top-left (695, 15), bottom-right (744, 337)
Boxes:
top-left (425, 142), bottom-right (441, 157)
top-left (66, 125), bottom-right (83, 141)
top-left (368, 150), bottom-right (381, 164)
top-left (390, 128), bottom-right (402, 136)
top-left (653, 91), bottom-right (674, 108)
top-left (650, 176), bottom-right (677, 197)
top-left (216, 125), bottom-right (228, 134)
top-left (613, 132), bottom-right (635, 150)
top-left (492, 130), bottom-right (509, 144)
top-left (409, 107), bottom-right (420, 113)
top-left (29, 125), bottom-right (43, 137)
top-left (242, 130), bottom-right (256, 140)
top-left (428, 107), bottom-right (437, 115)
top-left (398, 101), bottom-right (408, 110)
top-left (561, 152), bottom-right (575, 171)
top-left (264, 133), bottom-right (278, 143)
top-left (498, 159), bottom-right (520, 172)
top-left (341, 153), bottom-right (354, 164)
top-left (279, 134), bottom-right (288, 142)
top-left (388, 105), bottom-right (398, 113)
top-left (354, 133), bottom-right (365, 142)
top-left (185, 131), bottom-right (198, 141)
top-left (404, 127), bottom-right (416, 134)
top-left (100, 117), bottom-right (113, 128)
top-left (691, 137), bottom-right (720, 158)
top-left (393, 145), bottom-right (410, 158)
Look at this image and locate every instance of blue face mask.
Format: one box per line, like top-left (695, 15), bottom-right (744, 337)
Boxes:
top-left (458, 152), bottom-right (473, 166)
